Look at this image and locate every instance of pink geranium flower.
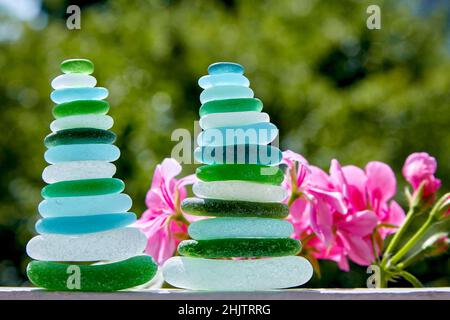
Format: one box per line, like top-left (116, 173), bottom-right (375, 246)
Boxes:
top-left (402, 152), bottom-right (441, 198)
top-left (134, 158), bottom-right (197, 265)
top-left (283, 151), bottom-right (405, 271)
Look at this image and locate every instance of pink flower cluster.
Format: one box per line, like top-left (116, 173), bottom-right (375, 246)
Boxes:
top-left (283, 150), bottom-right (405, 271)
top-left (136, 152), bottom-right (444, 271)
top-left (134, 158), bottom-right (197, 265)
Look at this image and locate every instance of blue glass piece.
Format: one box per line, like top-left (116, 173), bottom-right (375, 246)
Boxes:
top-left (197, 122), bottom-right (278, 147)
top-left (35, 213), bottom-right (136, 235)
top-left (194, 144), bottom-right (282, 165)
top-left (45, 144), bottom-right (120, 164)
top-left (50, 87), bottom-right (109, 104)
top-left (38, 193), bottom-right (132, 217)
top-left (208, 62), bottom-right (244, 75)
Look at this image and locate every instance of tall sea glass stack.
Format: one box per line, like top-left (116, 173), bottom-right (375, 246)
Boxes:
top-left (26, 59), bottom-right (157, 291)
top-left (163, 62), bottom-right (313, 290)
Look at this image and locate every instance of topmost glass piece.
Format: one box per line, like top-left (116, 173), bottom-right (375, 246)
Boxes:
top-left (208, 62), bottom-right (244, 75)
top-left (60, 59), bottom-right (95, 74)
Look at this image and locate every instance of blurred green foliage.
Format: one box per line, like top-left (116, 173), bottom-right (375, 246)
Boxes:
top-left (0, 0), bottom-right (449, 287)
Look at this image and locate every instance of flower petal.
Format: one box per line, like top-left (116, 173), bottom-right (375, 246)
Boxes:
top-left (337, 210), bottom-right (378, 237)
top-left (309, 187), bottom-right (348, 214)
top-left (310, 198), bottom-right (335, 245)
top-left (365, 161), bottom-right (396, 210)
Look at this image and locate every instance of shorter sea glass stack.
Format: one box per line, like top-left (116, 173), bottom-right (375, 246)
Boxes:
top-left (26, 59), bottom-right (157, 291)
top-left (163, 62), bottom-right (313, 290)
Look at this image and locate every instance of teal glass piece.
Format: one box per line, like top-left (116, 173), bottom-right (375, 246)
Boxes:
top-left (199, 98), bottom-right (263, 117)
top-left (194, 144), bottom-right (282, 165)
top-left (188, 217), bottom-right (294, 240)
top-left (198, 74), bottom-right (249, 89)
top-left (162, 256), bottom-right (313, 291)
top-left (41, 178), bottom-right (124, 198)
top-left (45, 144), bottom-right (120, 163)
top-left (35, 213), bottom-right (136, 235)
top-left (198, 122), bottom-right (278, 147)
top-left (50, 87), bottom-right (108, 104)
top-left (38, 193), bottom-right (132, 217)
top-left (200, 85), bottom-right (253, 104)
top-left (208, 62), bottom-right (244, 75)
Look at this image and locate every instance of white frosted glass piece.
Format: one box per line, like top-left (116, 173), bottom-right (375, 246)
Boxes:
top-left (162, 256), bottom-right (313, 291)
top-left (27, 227), bottom-right (147, 262)
top-left (199, 112), bottom-right (269, 130)
top-left (50, 115), bottom-right (114, 132)
top-left (51, 74), bottom-right (97, 89)
top-left (42, 161), bottom-right (116, 183)
top-left (193, 181), bottom-right (287, 203)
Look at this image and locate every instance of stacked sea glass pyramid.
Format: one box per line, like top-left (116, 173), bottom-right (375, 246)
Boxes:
top-left (26, 59), bottom-right (157, 291)
top-left (163, 62), bottom-right (313, 290)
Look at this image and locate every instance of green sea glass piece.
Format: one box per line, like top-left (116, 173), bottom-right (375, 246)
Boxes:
top-left (41, 178), bottom-right (125, 198)
top-left (60, 59), bottom-right (95, 74)
top-left (199, 98), bottom-right (263, 117)
top-left (196, 164), bottom-right (284, 185)
top-left (27, 255), bottom-right (157, 292)
top-left (181, 197), bottom-right (289, 218)
top-left (44, 128), bottom-right (116, 147)
top-left (52, 100), bottom-right (110, 119)
top-left (178, 238), bottom-right (301, 258)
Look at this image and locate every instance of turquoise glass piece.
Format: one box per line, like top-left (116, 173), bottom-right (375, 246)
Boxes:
top-left (35, 213), bottom-right (136, 235)
top-left (162, 256), bottom-right (314, 291)
top-left (198, 74), bottom-right (249, 89)
top-left (188, 217), bottom-right (294, 240)
top-left (50, 87), bottom-right (109, 104)
top-left (200, 111), bottom-right (269, 130)
top-left (194, 144), bottom-right (282, 165)
top-left (208, 62), bottom-right (244, 75)
top-left (198, 122), bottom-right (278, 147)
top-left (38, 193), bottom-right (132, 217)
top-left (200, 86), bottom-right (253, 104)
top-left (45, 144), bottom-right (120, 164)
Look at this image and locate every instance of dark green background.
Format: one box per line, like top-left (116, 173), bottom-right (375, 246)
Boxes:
top-left (0, 0), bottom-right (449, 287)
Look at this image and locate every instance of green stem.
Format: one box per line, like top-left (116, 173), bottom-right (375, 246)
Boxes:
top-left (381, 206), bottom-right (416, 267)
top-left (390, 193), bottom-right (450, 265)
top-left (371, 232), bottom-right (380, 265)
top-left (287, 163), bottom-right (299, 207)
top-left (378, 268), bottom-right (389, 288)
top-left (389, 215), bottom-right (433, 265)
top-left (396, 250), bottom-right (423, 270)
top-left (399, 270), bottom-right (424, 288)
